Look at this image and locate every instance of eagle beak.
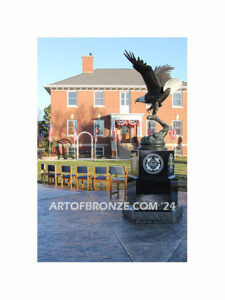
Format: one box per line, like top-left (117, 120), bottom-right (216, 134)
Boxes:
top-left (135, 96), bottom-right (145, 103)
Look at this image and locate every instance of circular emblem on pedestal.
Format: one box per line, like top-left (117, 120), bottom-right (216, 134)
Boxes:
top-left (168, 153), bottom-right (174, 174)
top-left (143, 153), bottom-right (164, 174)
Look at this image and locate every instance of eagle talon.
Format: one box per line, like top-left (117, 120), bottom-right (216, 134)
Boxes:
top-left (147, 114), bottom-right (157, 120)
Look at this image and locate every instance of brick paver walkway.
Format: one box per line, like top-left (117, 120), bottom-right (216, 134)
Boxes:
top-left (38, 184), bottom-right (187, 262)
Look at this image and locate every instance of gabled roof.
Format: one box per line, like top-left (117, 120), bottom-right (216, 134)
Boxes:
top-left (49, 69), bottom-right (146, 86)
top-left (44, 68), bottom-right (187, 93)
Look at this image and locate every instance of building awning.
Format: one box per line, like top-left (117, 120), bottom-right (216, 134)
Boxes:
top-left (116, 120), bottom-right (139, 127)
top-left (110, 113), bottom-right (144, 137)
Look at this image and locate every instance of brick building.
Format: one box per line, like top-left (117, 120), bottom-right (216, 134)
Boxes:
top-left (44, 54), bottom-right (187, 157)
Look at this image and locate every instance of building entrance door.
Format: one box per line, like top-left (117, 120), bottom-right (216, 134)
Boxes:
top-left (121, 126), bottom-right (130, 142)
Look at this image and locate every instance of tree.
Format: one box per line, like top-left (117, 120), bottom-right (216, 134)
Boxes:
top-left (38, 104), bottom-right (52, 151)
top-left (40, 104), bottom-right (51, 137)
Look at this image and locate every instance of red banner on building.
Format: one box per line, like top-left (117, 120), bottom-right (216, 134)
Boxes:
top-left (94, 127), bottom-right (98, 143)
top-left (72, 127), bottom-right (77, 143)
top-left (128, 120), bottom-right (139, 127)
top-left (116, 120), bottom-right (139, 127)
top-left (113, 126), bottom-right (117, 142)
top-left (48, 125), bottom-right (53, 142)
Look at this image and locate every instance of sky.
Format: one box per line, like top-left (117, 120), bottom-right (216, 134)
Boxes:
top-left (38, 37), bottom-right (187, 117)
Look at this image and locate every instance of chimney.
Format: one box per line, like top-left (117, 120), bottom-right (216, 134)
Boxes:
top-left (82, 53), bottom-right (93, 73)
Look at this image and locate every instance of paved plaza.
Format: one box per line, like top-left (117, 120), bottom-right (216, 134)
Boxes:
top-left (38, 184), bottom-right (187, 262)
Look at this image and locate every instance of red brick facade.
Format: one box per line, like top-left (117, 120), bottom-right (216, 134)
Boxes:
top-left (50, 90), bottom-right (187, 155)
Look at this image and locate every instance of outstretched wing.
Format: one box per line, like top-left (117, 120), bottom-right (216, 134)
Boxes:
top-left (163, 78), bottom-right (182, 93)
top-left (154, 65), bottom-right (174, 87)
top-left (124, 50), bottom-right (160, 91)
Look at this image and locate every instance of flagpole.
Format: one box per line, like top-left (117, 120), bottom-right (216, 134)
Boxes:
top-left (76, 139), bottom-right (77, 159)
top-left (48, 141), bottom-right (50, 157)
top-left (113, 125), bottom-right (117, 159)
top-left (74, 141), bottom-right (76, 159)
top-left (76, 130), bottom-right (77, 160)
top-left (115, 139), bottom-right (117, 159)
top-left (72, 126), bottom-right (77, 160)
top-left (94, 126), bottom-right (98, 160)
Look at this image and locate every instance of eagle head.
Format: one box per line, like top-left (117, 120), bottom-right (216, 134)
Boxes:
top-left (135, 96), bottom-right (145, 103)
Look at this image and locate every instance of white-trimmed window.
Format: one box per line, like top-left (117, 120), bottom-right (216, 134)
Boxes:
top-left (67, 91), bottom-right (77, 106)
top-left (146, 120), bottom-right (156, 135)
top-left (172, 92), bottom-right (182, 107)
top-left (67, 120), bottom-right (78, 136)
top-left (120, 92), bottom-right (131, 113)
top-left (172, 120), bottom-right (182, 136)
top-left (94, 91), bottom-right (104, 106)
top-left (94, 120), bottom-right (104, 136)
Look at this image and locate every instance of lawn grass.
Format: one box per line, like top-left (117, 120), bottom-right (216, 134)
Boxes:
top-left (174, 156), bottom-right (187, 191)
top-left (37, 157), bottom-right (187, 191)
top-left (174, 157), bottom-right (187, 178)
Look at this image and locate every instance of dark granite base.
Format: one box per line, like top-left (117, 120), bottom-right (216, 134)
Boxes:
top-left (122, 204), bottom-right (183, 224)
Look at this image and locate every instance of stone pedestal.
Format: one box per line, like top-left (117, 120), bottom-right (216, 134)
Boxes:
top-left (122, 204), bottom-right (183, 224)
top-left (123, 149), bottom-right (183, 223)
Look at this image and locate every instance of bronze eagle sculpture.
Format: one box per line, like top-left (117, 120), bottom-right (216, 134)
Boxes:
top-left (124, 50), bottom-right (182, 115)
